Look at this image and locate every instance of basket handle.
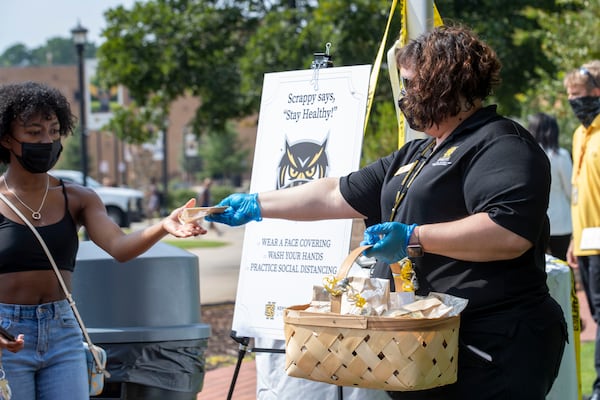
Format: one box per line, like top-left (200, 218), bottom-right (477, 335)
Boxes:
top-left (331, 245), bottom-right (372, 313)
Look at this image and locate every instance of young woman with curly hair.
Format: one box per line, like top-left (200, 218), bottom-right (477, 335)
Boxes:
top-left (0, 81), bottom-right (206, 399)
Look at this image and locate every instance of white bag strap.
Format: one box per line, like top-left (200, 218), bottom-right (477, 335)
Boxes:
top-left (0, 192), bottom-right (110, 377)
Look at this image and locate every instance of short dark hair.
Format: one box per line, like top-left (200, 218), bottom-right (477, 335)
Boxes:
top-left (0, 81), bottom-right (76, 163)
top-left (527, 112), bottom-right (559, 153)
top-left (395, 25), bottom-right (501, 129)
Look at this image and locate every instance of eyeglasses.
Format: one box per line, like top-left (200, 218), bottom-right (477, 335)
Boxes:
top-left (400, 76), bottom-right (410, 96)
top-left (580, 67), bottom-right (600, 88)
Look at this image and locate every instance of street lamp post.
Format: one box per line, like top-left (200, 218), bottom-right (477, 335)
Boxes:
top-left (71, 22), bottom-right (88, 187)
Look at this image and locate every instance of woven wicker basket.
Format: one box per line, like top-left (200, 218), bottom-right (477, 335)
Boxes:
top-left (283, 246), bottom-right (460, 391)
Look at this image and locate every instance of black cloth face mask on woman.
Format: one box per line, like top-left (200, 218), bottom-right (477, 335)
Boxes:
top-left (12, 139), bottom-right (63, 173)
top-left (398, 97), bottom-right (426, 131)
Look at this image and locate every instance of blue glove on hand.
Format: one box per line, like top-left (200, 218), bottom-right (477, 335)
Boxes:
top-left (205, 193), bottom-right (263, 226)
top-left (360, 222), bottom-right (417, 264)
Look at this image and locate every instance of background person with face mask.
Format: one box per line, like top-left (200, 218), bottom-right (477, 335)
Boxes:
top-left (0, 81), bottom-right (206, 399)
top-left (564, 60), bottom-right (600, 400)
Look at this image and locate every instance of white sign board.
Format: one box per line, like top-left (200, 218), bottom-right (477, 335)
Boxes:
top-left (232, 65), bottom-right (371, 340)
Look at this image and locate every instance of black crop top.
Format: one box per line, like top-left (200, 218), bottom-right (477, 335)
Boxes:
top-left (0, 180), bottom-right (79, 273)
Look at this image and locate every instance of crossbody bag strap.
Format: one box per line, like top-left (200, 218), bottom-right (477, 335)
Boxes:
top-left (0, 192), bottom-right (110, 377)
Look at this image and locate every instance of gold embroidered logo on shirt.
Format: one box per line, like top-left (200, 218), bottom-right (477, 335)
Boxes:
top-left (432, 146), bottom-right (459, 166)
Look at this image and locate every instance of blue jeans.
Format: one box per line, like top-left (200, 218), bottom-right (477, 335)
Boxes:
top-left (0, 300), bottom-right (88, 400)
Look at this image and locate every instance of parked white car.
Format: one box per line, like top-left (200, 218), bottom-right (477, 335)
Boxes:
top-left (50, 169), bottom-right (145, 227)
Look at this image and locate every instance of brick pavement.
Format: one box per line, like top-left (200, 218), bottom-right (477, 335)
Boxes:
top-left (197, 359), bottom-right (256, 400)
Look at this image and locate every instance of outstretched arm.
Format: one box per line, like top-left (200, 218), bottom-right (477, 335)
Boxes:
top-left (259, 177), bottom-right (365, 220)
top-left (81, 193), bottom-right (206, 262)
top-left (207, 177), bottom-right (365, 226)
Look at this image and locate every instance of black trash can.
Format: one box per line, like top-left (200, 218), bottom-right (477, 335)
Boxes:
top-left (73, 242), bottom-right (211, 400)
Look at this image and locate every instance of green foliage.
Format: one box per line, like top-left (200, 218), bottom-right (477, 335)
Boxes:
top-left (434, 0), bottom-right (561, 117)
top-left (162, 238), bottom-right (227, 249)
top-left (103, 93), bottom-right (169, 144)
top-left (198, 123), bottom-right (249, 185)
top-left (581, 340), bottom-right (594, 397)
top-left (516, 0), bottom-right (600, 149)
top-left (97, 0), bottom-right (257, 133)
top-left (211, 185), bottom-right (237, 204)
top-left (361, 101), bottom-right (400, 166)
top-left (240, 0), bottom-right (397, 112)
top-left (239, 5), bottom-right (317, 111)
top-left (0, 44), bottom-right (32, 67)
top-left (0, 38), bottom-right (97, 66)
top-left (55, 134), bottom-right (84, 170)
top-left (166, 188), bottom-right (198, 210)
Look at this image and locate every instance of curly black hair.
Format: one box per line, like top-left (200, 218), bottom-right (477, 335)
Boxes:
top-left (395, 25), bottom-right (501, 130)
top-left (0, 81), bottom-right (76, 164)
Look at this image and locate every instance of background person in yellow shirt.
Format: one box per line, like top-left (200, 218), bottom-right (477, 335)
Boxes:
top-left (564, 60), bottom-right (600, 400)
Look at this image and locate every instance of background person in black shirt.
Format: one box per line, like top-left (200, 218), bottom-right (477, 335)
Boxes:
top-left (208, 25), bottom-right (566, 400)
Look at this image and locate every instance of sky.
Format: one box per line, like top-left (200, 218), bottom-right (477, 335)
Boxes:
top-left (0, 0), bottom-right (140, 54)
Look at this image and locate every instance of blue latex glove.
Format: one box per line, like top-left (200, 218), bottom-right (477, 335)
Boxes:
top-left (360, 222), bottom-right (417, 264)
top-left (205, 193), bottom-right (262, 226)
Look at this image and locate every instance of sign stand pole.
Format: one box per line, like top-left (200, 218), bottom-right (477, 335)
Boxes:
top-left (228, 332), bottom-right (346, 400)
top-left (226, 331), bottom-right (285, 400)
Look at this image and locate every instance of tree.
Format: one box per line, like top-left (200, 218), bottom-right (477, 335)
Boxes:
top-left (55, 132), bottom-right (84, 171)
top-left (435, 0), bottom-right (560, 117)
top-left (0, 44), bottom-right (32, 67)
top-left (198, 123), bottom-right (249, 185)
top-left (96, 0), bottom-right (261, 193)
top-left (0, 38), bottom-right (97, 66)
top-left (104, 93), bottom-right (169, 145)
top-left (516, 0), bottom-right (600, 147)
top-left (237, 0), bottom-right (566, 160)
top-left (239, 0), bottom-right (402, 160)
top-left (97, 0), bottom-right (258, 133)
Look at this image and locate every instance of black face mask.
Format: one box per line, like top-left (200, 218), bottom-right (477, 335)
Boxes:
top-left (569, 96), bottom-right (600, 128)
top-left (398, 97), bottom-right (425, 131)
top-left (13, 140), bottom-right (63, 173)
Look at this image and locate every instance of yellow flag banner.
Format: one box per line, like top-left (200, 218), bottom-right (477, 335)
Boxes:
top-left (362, 0), bottom-right (442, 144)
top-left (393, 2), bottom-right (443, 146)
top-left (362, 0), bottom-right (399, 137)
top-left (570, 266), bottom-right (583, 400)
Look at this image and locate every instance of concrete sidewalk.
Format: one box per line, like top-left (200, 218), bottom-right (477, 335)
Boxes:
top-left (186, 224), bottom-right (246, 304)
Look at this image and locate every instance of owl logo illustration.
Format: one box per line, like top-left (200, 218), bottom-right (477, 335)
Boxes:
top-left (276, 136), bottom-right (329, 189)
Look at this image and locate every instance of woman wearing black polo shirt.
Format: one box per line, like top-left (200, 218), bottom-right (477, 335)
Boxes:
top-left (208, 25), bottom-right (566, 400)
